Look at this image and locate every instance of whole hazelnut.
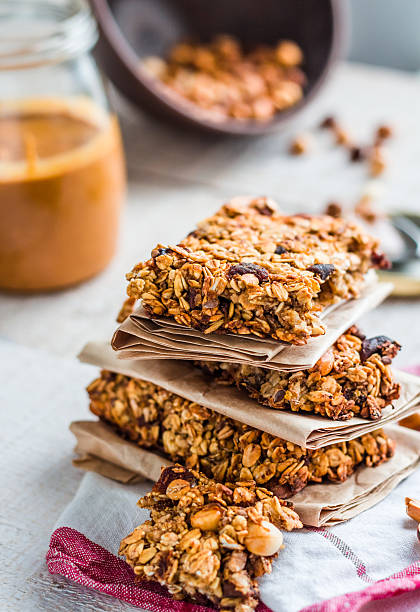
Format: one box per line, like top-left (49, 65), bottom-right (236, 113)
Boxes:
top-left (244, 520), bottom-right (284, 556)
top-left (275, 40), bottom-right (304, 67)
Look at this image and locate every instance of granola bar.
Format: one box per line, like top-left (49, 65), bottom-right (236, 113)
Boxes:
top-left (197, 326), bottom-right (401, 420)
top-left (87, 370), bottom-right (396, 499)
top-left (119, 464), bottom-right (302, 611)
top-left (126, 197), bottom-right (388, 344)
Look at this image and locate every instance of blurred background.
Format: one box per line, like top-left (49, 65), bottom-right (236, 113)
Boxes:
top-left (349, 0), bottom-right (420, 70)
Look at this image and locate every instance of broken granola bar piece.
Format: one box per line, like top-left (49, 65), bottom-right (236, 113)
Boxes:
top-left (125, 197), bottom-right (387, 344)
top-left (119, 465), bottom-right (302, 611)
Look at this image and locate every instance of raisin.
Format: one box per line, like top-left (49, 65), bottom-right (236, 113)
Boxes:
top-left (371, 250), bottom-right (391, 270)
top-left (349, 146), bottom-right (366, 162)
top-left (307, 263), bottom-right (335, 280)
top-left (274, 245), bottom-right (288, 254)
top-left (187, 288), bottom-right (198, 310)
top-left (273, 389), bottom-right (285, 403)
top-left (347, 325), bottom-right (366, 340)
top-left (227, 263), bottom-right (269, 283)
top-left (219, 296), bottom-right (230, 314)
top-left (325, 202), bottom-right (342, 218)
top-left (156, 247), bottom-right (169, 256)
top-left (360, 336), bottom-right (401, 362)
top-left (320, 115), bottom-right (337, 130)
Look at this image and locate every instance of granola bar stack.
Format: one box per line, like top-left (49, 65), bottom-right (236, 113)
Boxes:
top-left (80, 197), bottom-right (412, 609)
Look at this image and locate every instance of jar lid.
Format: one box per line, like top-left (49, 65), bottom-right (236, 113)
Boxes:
top-left (0, 0), bottom-right (97, 70)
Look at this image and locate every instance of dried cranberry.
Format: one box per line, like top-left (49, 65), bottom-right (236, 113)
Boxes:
top-left (360, 336), bottom-right (401, 362)
top-left (227, 263), bottom-right (269, 283)
top-left (307, 263), bottom-right (335, 281)
top-left (275, 245), bottom-right (288, 255)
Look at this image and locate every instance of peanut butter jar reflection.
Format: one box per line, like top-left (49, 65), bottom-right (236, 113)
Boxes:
top-left (0, 97), bottom-right (125, 291)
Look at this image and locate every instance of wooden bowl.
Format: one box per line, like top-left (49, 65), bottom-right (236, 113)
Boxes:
top-left (91, 0), bottom-right (346, 135)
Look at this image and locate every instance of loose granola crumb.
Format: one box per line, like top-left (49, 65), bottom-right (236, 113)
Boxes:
top-left (119, 465), bottom-right (302, 611)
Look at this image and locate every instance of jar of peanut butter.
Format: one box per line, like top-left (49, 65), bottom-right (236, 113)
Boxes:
top-left (0, 0), bottom-right (126, 291)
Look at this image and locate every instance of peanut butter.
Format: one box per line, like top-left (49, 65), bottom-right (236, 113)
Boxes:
top-left (0, 97), bottom-right (125, 291)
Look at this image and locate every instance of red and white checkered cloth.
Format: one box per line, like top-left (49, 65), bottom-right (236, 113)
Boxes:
top-left (46, 525), bottom-right (420, 612)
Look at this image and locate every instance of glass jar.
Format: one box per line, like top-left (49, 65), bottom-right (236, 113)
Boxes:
top-left (0, 0), bottom-right (126, 291)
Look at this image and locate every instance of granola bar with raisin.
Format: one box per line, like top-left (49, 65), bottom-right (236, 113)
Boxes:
top-left (196, 326), bottom-right (401, 421)
top-left (87, 369), bottom-right (396, 499)
top-left (119, 465), bottom-right (302, 611)
top-left (126, 197), bottom-right (388, 344)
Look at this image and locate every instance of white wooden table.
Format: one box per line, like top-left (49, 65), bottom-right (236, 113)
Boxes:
top-left (2, 62), bottom-right (420, 611)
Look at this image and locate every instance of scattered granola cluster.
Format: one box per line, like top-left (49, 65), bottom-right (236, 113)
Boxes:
top-left (197, 326), bottom-right (401, 420)
top-left (119, 465), bottom-right (302, 611)
top-left (125, 198), bottom-right (388, 344)
top-left (88, 369), bottom-right (396, 498)
top-left (142, 36), bottom-right (306, 122)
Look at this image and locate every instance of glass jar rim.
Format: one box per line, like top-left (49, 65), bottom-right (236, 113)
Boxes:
top-left (0, 0), bottom-right (98, 70)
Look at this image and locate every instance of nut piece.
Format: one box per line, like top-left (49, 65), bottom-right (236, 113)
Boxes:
top-left (406, 497), bottom-right (420, 523)
top-left (315, 348), bottom-right (335, 376)
top-left (244, 520), bottom-right (284, 556)
top-left (275, 40), bottom-right (303, 67)
top-left (289, 136), bottom-right (308, 156)
top-left (165, 478), bottom-right (191, 499)
top-left (369, 147), bottom-right (386, 176)
top-left (375, 124), bottom-right (393, 142)
top-left (191, 504), bottom-right (223, 531)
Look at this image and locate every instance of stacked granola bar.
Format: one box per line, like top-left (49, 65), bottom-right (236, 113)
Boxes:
top-left (196, 326), bottom-right (401, 420)
top-left (126, 198), bottom-right (388, 344)
top-left (88, 367), bottom-right (396, 498)
top-left (79, 197), bottom-right (405, 608)
top-left (120, 465), bottom-right (302, 611)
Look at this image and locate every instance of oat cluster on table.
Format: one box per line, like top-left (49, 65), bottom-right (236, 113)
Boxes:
top-left (197, 326), bottom-right (401, 420)
top-left (87, 369), bottom-right (396, 499)
top-left (119, 464), bottom-right (302, 611)
top-left (125, 197), bottom-right (388, 344)
top-left (141, 35), bottom-right (306, 122)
